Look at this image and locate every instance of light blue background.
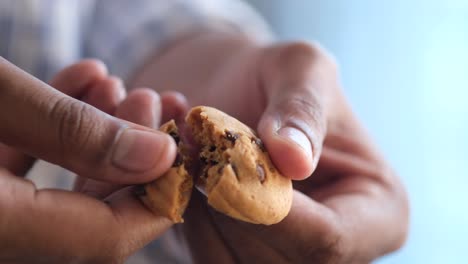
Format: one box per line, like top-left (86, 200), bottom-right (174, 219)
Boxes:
top-left (247, 1), bottom-right (468, 263)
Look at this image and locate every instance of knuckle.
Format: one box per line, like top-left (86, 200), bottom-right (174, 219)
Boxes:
top-left (298, 232), bottom-right (344, 264)
top-left (307, 41), bottom-right (339, 71)
top-left (101, 250), bottom-right (125, 264)
top-left (281, 95), bottom-right (327, 137)
top-left (364, 167), bottom-right (409, 255)
top-left (386, 173), bottom-right (410, 254)
top-left (74, 59), bottom-right (107, 79)
top-left (96, 230), bottom-right (127, 263)
top-left (282, 41), bottom-right (322, 63)
top-left (395, 230), bottom-right (409, 251)
top-left (390, 228), bottom-right (408, 254)
top-left (271, 41), bottom-right (338, 75)
top-left (49, 98), bottom-right (92, 155)
top-left (47, 97), bottom-right (114, 167)
top-left (289, 211), bottom-right (347, 264)
top-left (295, 95), bottom-right (325, 121)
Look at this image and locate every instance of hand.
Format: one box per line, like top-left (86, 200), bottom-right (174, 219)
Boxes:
top-left (0, 58), bottom-right (178, 263)
top-left (134, 37), bottom-right (409, 263)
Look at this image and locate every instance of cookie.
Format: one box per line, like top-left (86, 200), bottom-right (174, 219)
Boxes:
top-left (186, 106), bottom-right (293, 225)
top-left (138, 120), bottom-right (193, 223)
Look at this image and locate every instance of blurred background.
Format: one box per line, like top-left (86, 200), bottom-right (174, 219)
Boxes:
top-left (244, 0), bottom-right (468, 263)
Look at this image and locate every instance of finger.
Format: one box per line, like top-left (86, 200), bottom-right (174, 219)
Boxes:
top-left (0, 170), bottom-right (172, 262)
top-left (73, 77), bottom-right (127, 194)
top-left (115, 88), bottom-right (162, 129)
top-left (72, 175), bottom-right (87, 192)
top-left (320, 177), bottom-right (407, 262)
top-left (0, 59), bottom-right (111, 176)
top-left (207, 191), bottom-right (341, 263)
top-left (0, 143), bottom-right (34, 175)
top-left (160, 91), bottom-right (189, 124)
top-left (0, 57), bottom-right (176, 184)
top-left (257, 42), bottom-right (336, 180)
top-left (78, 88), bottom-right (162, 198)
top-left (49, 59), bottom-right (109, 98)
top-left (105, 187), bottom-right (174, 253)
top-left (310, 148), bottom-right (408, 260)
top-left (51, 59), bottom-right (126, 114)
top-left (73, 178), bottom-right (120, 199)
top-left (183, 191), bottom-right (238, 264)
top-left (83, 76), bottom-right (126, 115)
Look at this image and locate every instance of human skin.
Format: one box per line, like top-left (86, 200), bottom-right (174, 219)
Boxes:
top-left (131, 31), bottom-right (409, 263)
top-left (0, 59), bottom-right (180, 263)
top-left (0, 28), bottom-right (409, 263)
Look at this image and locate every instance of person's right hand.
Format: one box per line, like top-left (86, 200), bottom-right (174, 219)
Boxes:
top-left (134, 39), bottom-right (409, 263)
top-left (0, 58), bottom-right (178, 263)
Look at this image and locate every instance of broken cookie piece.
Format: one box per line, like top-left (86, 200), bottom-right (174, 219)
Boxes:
top-left (138, 120), bottom-right (193, 223)
top-left (186, 106), bottom-right (293, 225)
top-left (137, 107), bottom-right (293, 225)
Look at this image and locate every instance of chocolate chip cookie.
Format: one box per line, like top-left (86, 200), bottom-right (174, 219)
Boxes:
top-left (186, 106), bottom-right (293, 225)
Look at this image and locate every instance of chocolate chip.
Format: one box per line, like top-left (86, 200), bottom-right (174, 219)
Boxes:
top-left (210, 160), bottom-right (219, 165)
top-left (133, 185), bottom-right (147, 196)
top-left (225, 130), bottom-right (239, 144)
top-left (217, 166), bottom-right (224, 174)
top-left (200, 156), bottom-right (208, 164)
top-left (257, 164), bottom-right (266, 183)
top-left (169, 131), bottom-right (180, 144)
top-left (251, 137), bottom-right (266, 152)
top-left (173, 153), bottom-right (183, 167)
top-left (209, 145), bottom-right (216, 152)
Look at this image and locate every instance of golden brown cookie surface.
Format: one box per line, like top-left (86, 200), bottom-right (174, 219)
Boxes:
top-left (187, 106), bottom-right (293, 225)
top-left (139, 120), bottom-right (193, 223)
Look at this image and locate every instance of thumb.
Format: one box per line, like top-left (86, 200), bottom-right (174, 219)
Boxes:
top-left (258, 42), bottom-right (336, 180)
top-left (0, 57), bottom-right (176, 184)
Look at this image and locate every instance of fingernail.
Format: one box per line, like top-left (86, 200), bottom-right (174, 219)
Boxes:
top-left (112, 129), bottom-right (172, 172)
top-left (278, 127), bottom-right (313, 159)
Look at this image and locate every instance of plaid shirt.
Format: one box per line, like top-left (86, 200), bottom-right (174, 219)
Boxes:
top-left (0, 0), bottom-right (270, 263)
top-left (0, 0), bottom-right (271, 81)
